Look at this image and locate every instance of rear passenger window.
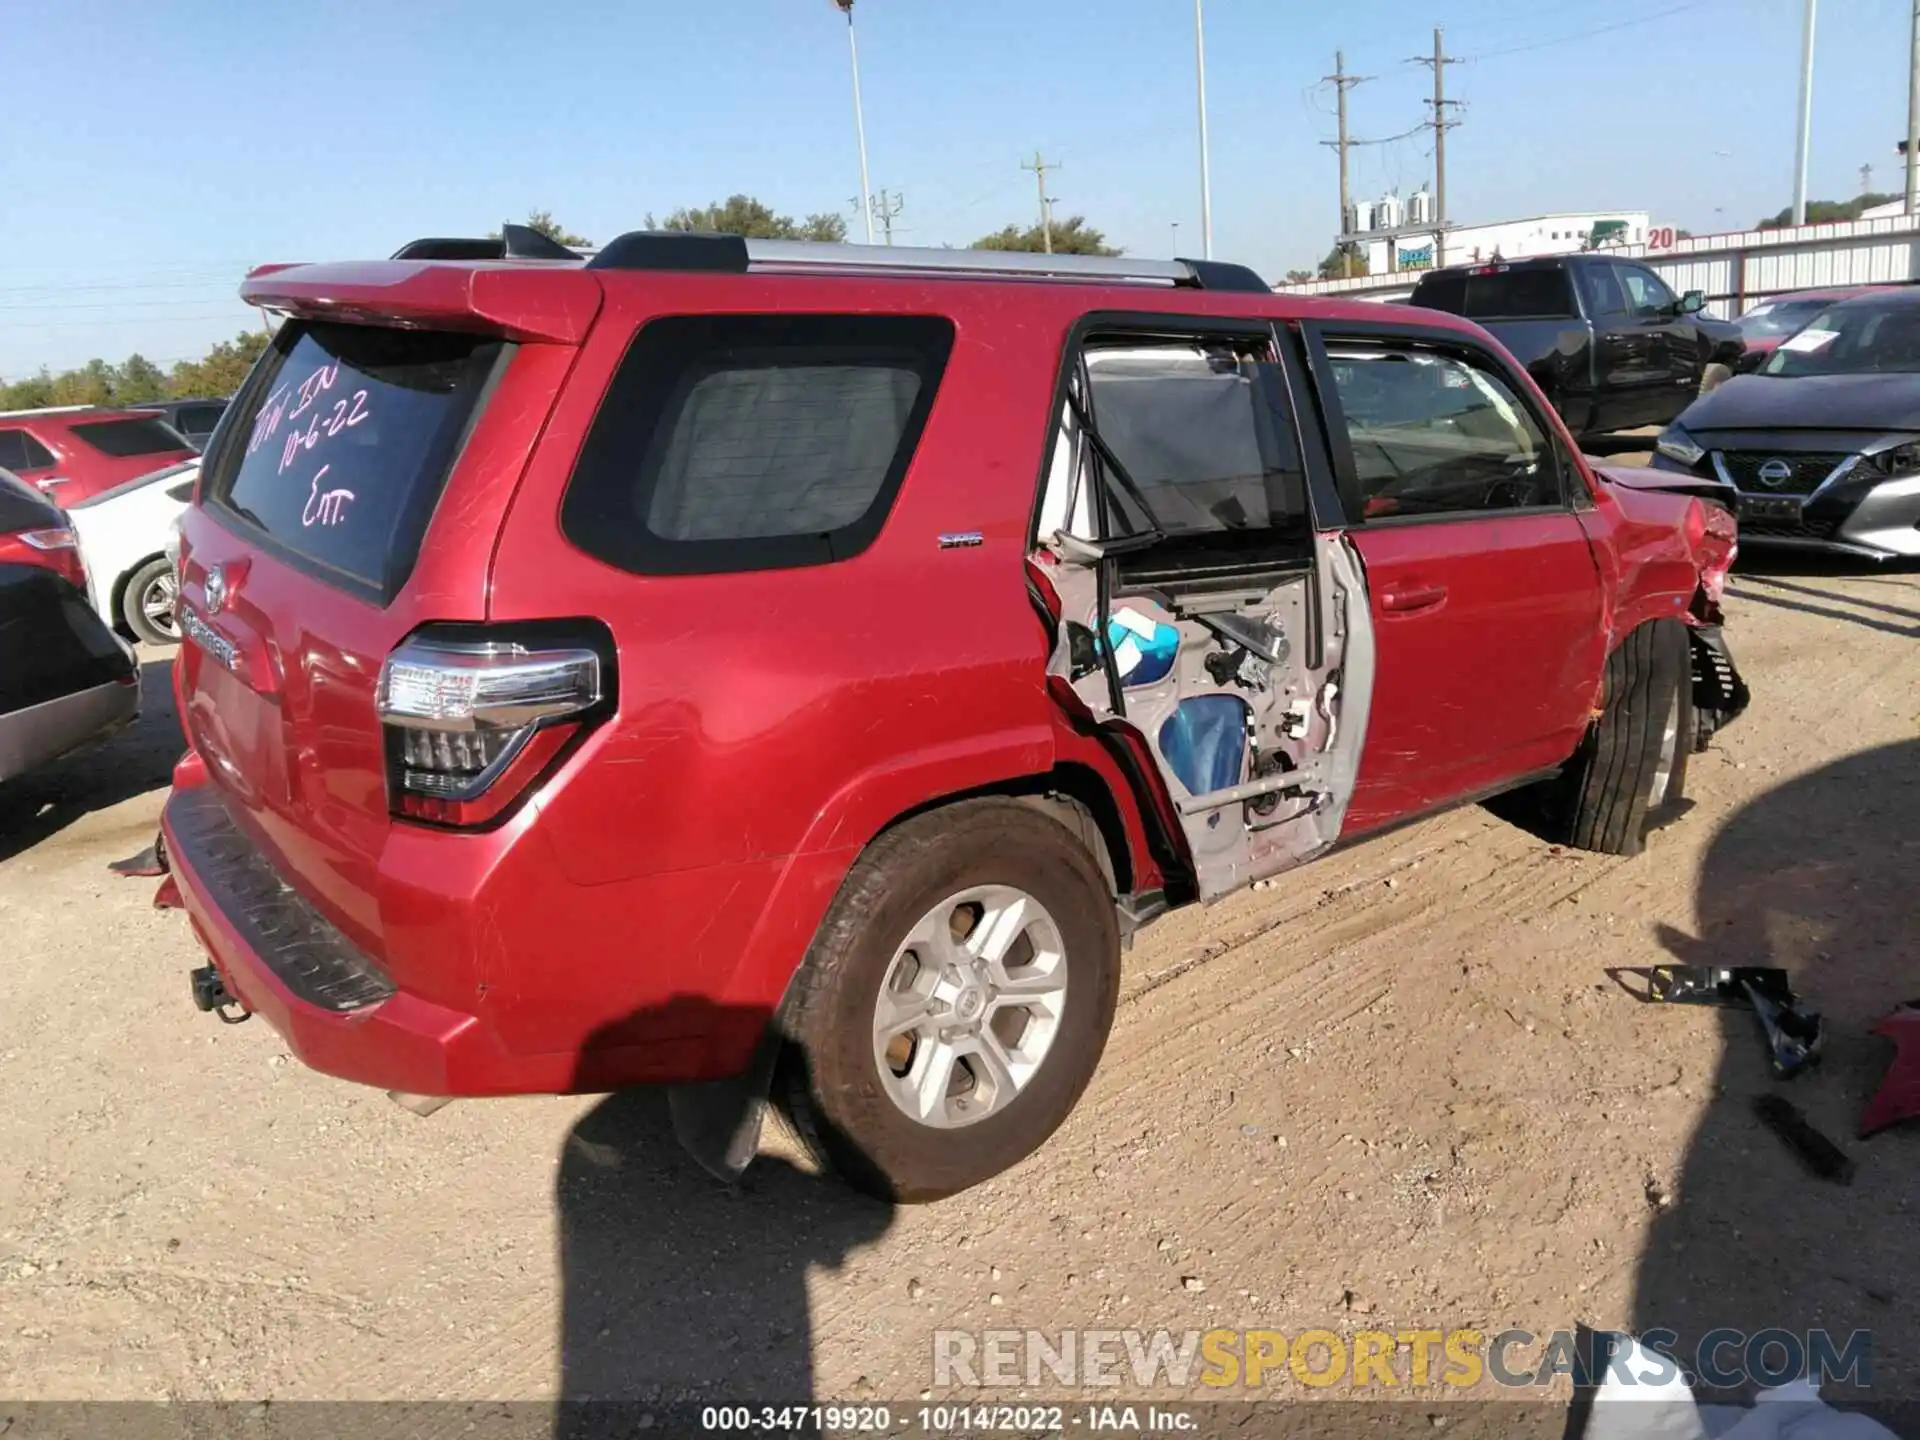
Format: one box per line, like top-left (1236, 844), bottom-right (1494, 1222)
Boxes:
top-left (0, 429), bottom-right (56, 471)
top-left (563, 314), bottom-right (954, 575)
top-left (1080, 342), bottom-right (1306, 540)
top-left (1322, 344), bottom-right (1563, 520)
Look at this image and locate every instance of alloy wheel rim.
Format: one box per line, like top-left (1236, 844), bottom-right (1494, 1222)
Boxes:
top-left (141, 571), bottom-right (180, 639)
top-left (871, 884), bottom-right (1069, 1130)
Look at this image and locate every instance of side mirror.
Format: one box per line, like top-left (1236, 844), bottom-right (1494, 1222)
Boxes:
top-left (1678, 290), bottom-right (1706, 315)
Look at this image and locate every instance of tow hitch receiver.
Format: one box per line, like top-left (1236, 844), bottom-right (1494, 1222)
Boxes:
top-left (189, 965), bottom-right (251, 1025)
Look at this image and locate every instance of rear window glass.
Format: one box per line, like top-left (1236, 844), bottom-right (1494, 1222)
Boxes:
top-left (1418, 268), bottom-right (1573, 319)
top-left (207, 323), bottom-right (502, 599)
top-left (1461, 269), bottom-right (1573, 319)
top-left (562, 313), bottom-right (955, 575)
top-left (69, 417), bottom-right (190, 457)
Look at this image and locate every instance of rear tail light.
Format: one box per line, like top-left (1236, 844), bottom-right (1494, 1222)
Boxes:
top-left (0, 526), bottom-right (88, 592)
top-left (375, 627), bottom-right (612, 828)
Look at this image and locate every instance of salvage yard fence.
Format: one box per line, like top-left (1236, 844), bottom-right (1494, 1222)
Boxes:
top-left (1276, 212), bottom-right (1920, 318)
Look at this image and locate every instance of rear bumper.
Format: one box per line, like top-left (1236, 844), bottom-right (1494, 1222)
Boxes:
top-left (161, 776), bottom-right (748, 1097)
top-left (164, 781), bottom-right (571, 1096)
top-left (0, 673), bottom-right (139, 783)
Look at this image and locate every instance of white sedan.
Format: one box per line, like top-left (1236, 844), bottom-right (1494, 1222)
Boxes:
top-left (66, 459), bottom-right (198, 645)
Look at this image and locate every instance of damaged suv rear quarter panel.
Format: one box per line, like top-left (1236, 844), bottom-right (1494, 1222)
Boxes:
top-left (485, 274), bottom-right (1090, 1058)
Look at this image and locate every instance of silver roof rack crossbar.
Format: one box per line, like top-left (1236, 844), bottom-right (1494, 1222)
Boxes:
top-left (578, 233), bottom-right (1270, 293)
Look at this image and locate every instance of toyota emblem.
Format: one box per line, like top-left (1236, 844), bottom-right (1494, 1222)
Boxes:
top-left (1756, 459), bottom-right (1794, 490)
top-left (203, 563), bottom-right (228, 615)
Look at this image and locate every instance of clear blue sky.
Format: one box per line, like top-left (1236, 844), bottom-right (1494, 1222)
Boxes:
top-left (3, 0), bottom-right (1913, 376)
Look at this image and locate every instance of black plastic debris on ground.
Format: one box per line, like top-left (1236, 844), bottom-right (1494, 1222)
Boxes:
top-left (1611, 965), bottom-right (1825, 1079)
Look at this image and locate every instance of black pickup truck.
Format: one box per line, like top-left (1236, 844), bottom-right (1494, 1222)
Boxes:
top-left (1409, 255), bottom-right (1746, 441)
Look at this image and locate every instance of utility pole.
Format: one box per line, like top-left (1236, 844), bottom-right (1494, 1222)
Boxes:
top-left (1410, 28), bottom-right (1462, 267)
top-left (1195, 0), bottom-right (1213, 258)
top-left (869, 187), bottom-right (905, 245)
top-left (1907, 0), bottom-right (1919, 214)
top-left (1862, 163), bottom-right (1875, 197)
top-left (1792, 0), bottom-right (1817, 227)
top-left (1319, 51), bottom-right (1370, 279)
top-left (1023, 152), bottom-right (1058, 253)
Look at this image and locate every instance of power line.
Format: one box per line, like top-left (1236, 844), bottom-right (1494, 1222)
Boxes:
top-left (1463, 1), bottom-right (1722, 60)
top-left (0, 296), bottom-right (255, 314)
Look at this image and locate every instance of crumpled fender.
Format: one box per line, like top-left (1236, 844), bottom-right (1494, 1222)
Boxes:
top-left (1575, 479), bottom-right (1705, 649)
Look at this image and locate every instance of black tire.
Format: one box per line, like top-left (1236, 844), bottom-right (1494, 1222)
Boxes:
top-left (776, 799), bottom-right (1121, 1203)
top-left (1553, 619), bottom-right (1694, 857)
top-left (121, 556), bottom-right (180, 646)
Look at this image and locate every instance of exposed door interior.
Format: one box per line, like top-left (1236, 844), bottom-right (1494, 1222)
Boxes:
top-left (1031, 325), bottom-right (1375, 903)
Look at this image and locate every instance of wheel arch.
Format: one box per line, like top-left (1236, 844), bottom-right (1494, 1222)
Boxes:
top-left (711, 750), bottom-right (1167, 1062)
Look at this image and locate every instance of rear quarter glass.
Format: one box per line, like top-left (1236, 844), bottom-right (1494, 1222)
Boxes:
top-left (559, 313), bottom-right (955, 575)
top-left (205, 323), bottom-right (505, 602)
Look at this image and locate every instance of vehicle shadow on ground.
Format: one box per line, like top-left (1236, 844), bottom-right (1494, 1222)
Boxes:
top-left (1727, 573), bottom-right (1920, 640)
top-left (555, 1005), bottom-right (895, 1438)
top-left (0, 656), bottom-right (178, 865)
top-left (1637, 739), bottom-right (1919, 1421)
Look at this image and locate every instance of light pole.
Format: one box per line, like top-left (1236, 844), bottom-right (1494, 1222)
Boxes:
top-left (1791, 0), bottom-right (1817, 227)
top-left (1194, 0), bottom-right (1213, 258)
top-left (834, 0), bottom-right (875, 244)
top-left (1171, 220), bottom-right (1180, 255)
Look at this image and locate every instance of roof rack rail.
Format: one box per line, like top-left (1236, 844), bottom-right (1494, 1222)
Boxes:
top-left (0, 403), bottom-right (116, 418)
top-left (583, 233), bottom-right (1270, 293)
top-left (391, 222), bottom-right (583, 263)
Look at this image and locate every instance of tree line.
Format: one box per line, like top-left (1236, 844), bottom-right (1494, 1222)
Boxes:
top-left (512, 198), bottom-right (1121, 255)
top-left (3, 197), bottom-right (1121, 410)
top-left (2, 331), bottom-right (272, 413)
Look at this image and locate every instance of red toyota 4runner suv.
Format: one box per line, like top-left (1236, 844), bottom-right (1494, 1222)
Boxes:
top-left (157, 227), bottom-right (1748, 1201)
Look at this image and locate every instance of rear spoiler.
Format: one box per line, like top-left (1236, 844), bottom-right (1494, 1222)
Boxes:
top-left (239, 257), bottom-right (603, 344)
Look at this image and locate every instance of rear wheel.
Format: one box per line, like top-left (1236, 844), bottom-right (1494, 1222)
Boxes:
top-left (777, 799), bottom-right (1121, 1203)
top-left (121, 557), bottom-right (180, 646)
top-left (1553, 619), bottom-right (1694, 856)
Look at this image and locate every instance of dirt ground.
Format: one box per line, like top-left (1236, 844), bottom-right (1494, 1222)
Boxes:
top-left (0, 549), bottom-right (1914, 1425)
